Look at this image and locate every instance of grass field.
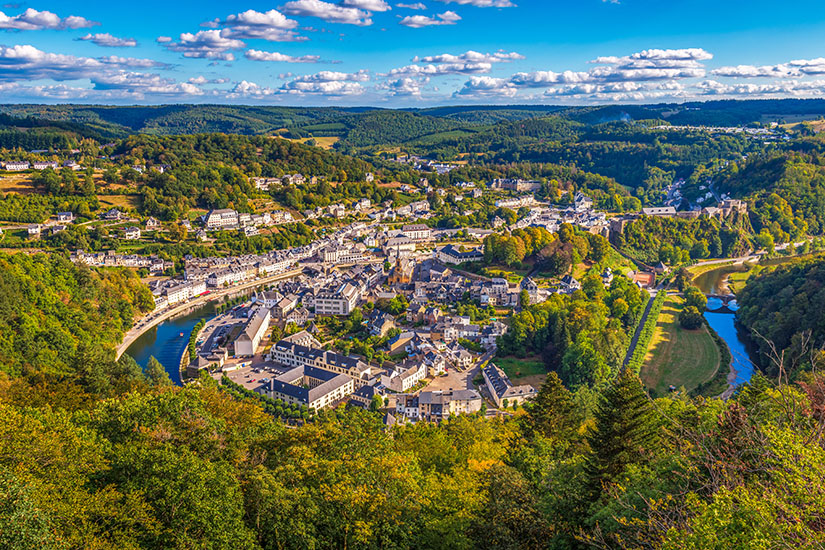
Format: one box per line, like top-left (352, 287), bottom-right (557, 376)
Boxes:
top-left (641, 296), bottom-right (721, 395)
top-left (495, 355), bottom-right (546, 381)
top-left (291, 136), bottom-right (340, 149)
top-left (97, 194), bottom-right (142, 210)
top-left (0, 174), bottom-right (36, 194)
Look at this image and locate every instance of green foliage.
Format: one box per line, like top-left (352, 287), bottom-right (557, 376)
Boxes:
top-left (679, 306), bottom-right (705, 330)
top-left (497, 275), bottom-right (646, 388)
top-left (0, 252), bottom-right (153, 390)
top-left (737, 252), bottom-right (825, 375)
top-left (626, 291), bottom-right (667, 374)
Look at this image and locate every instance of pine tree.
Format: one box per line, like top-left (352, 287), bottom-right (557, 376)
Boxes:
top-left (523, 372), bottom-right (576, 441)
top-left (585, 369), bottom-right (659, 490)
top-left (145, 356), bottom-right (172, 387)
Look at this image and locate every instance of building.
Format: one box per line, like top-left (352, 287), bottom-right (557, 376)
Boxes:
top-left (256, 365), bottom-right (354, 409)
top-left (164, 280), bottom-right (207, 306)
top-left (204, 209), bottom-right (239, 231)
top-left (396, 389), bottom-right (482, 422)
top-left (491, 178), bottom-right (541, 192)
top-left (57, 211), bottom-right (74, 223)
top-left (641, 207), bottom-right (677, 217)
top-left (27, 224), bottom-right (41, 238)
top-left (402, 224), bottom-right (432, 242)
top-left (266, 338), bottom-right (372, 382)
top-left (482, 363), bottom-right (537, 408)
top-left (235, 307), bottom-right (271, 357)
top-left (33, 161), bottom-right (58, 170)
top-left (123, 226), bottom-right (141, 240)
top-left (315, 283), bottom-right (361, 316)
top-left (434, 244), bottom-right (484, 265)
top-left (382, 361), bottom-right (427, 393)
top-left (102, 208), bottom-right (123, 221)
top-left (3, 161), bottom-right (30, 171)
top-left (574, 192), bottom-right (594, 211)
top-left (145, 217), bottom-right (161, 229)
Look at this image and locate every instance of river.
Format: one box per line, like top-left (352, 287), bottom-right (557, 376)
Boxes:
top-left (694, 263), bottom-right (757, 388)
top-left (124, 301), bottom-right (218, 385)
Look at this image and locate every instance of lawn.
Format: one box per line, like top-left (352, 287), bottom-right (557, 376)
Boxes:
top-left (495, 355), bottom-right (546, 381)
top-left (0, 174), bottom-right (37, 194)
top-left (97, 194), bottom-right (142, 210)
top-left (641, 296), bottom-right (721, 395)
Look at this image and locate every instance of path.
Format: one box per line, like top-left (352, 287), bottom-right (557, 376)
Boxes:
top-left (116, 268), bottom-right (303, 359)
top-left (621, 291), bottom-right (657, 370)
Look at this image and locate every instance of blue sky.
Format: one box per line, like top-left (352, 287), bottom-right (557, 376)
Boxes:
top-left (1, 0), bottom-right (825, 105)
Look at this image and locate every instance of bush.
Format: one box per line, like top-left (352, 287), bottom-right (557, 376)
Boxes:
top-left (679, 306), bottom-right (704, 330)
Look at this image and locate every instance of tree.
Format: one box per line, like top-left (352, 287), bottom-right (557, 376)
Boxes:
top-left (679, 306), bottom-right (704, 330)
top-left (369, 394), bottom-right (383, 412)
top-left (519, 289), bottom-right (530, 309)
top-left (585, 369), bottom-right (659, 491)
top-left (146, 356), bottom-right (172, 386)
top-left (683, 285), bottom-right (708, 310)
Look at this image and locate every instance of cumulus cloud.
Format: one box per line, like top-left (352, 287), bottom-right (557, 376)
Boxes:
top-left (379, 76), bottom-right (425, 96)
top-left (434, 0), bottom-right (514, 6)
top-left (280, 69), bottom-right (369, 95)
top-left (399, 10), bottom-right (460, 27)
top-left (0, 8), bottom-right (97, 30)
top-left (397, 2), bottom-right (427, 8)
top-left (697, 79), bottom-right (825, 97)
top-left (92, 72), bottom-right (203, 96)
top-left (77, 33), bottom-right (137, 48)
top-left (413, 49), bottom-right (523, 63)
top-left (203, 9), bottom-right (304, 42)
top-left (188, 75), bottom-right (229, 85)
top-left (712, 58), bottom-right (825, 79)
top-left (385, 61), bottom-right (491, 77)
top-left (245, 49), bottom-right (322, 63)
top-left (0, 44), bottom-right (167, 82)
top-left (340, 0), bottom-right (392, 11)
top-left (281, 0), bottom-right (373, 26)
top-left (157, 30), bottom-right (244, 61)
top-left (453, 76), bottom-right (517, 98)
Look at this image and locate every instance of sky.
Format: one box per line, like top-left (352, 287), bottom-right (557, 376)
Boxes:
top-left (1, 0), bottom-right (825, 106)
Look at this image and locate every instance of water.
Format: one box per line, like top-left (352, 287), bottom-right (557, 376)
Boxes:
top-left (124, 301), bottom-right (218, 385)
top-left (704, 311), bottom-right (755, 387)
top-left (693, 264), bottom-right (748, 295)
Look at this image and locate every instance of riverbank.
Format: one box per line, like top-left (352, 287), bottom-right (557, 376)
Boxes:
top-left (641, 295), bottom-right (721, 396)
top-left (116, 268), bottom-right (302, 359)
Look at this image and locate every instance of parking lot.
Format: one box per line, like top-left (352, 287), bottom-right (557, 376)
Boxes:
top-left (224, 361), bottom-right (289, 391)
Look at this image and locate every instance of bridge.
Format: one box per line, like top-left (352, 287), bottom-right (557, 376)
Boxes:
top-left (705, 293), bottom-right (737, 314)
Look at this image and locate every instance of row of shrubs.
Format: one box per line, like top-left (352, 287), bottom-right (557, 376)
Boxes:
top-left (188, 319), bottom-right (206, 360)
top-left (626, 291), bottom-right (667, 374)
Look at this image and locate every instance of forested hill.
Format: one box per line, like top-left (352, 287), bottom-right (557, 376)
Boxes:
top-left (5, 98), bottom-right (825, 142)
top-left (737, 253), bottom-right (825, 373)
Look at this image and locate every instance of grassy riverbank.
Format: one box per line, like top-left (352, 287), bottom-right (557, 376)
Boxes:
top-left (641, 295), bottom-right (721, 396)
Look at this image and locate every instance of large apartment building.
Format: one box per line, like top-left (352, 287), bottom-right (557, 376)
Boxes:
top-left (314, 282), bottom-right (360, 315)
top-left (204, 209), bottom-right (239, 231)
top-left (256, 365), bottom-right (354, 409)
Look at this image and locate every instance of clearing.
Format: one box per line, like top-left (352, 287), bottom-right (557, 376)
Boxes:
top-left (97, 194), bottom-right (142, 210)
top-left (641, 295), bottom-right (721, 395)
top-left (494, 355), bottom-right (546, 383)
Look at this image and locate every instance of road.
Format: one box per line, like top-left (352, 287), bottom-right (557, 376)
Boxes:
top-left (115, 268), bottom-right (303, 359)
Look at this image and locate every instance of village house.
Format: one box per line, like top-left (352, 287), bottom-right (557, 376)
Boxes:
top-left (203, 209), bottom-right (239, 231)
top-left (434, 244), bottom-right (484, 265)
top-left (256, 365), bottom-right (354, 410)
top-left (4, 161), bottom-right (30, 171)
top-left (482, 363), bottom-right (538, 408)
top-left (123, 226), bottom-right (141, 240)
top-left (57, 211), bottom-right (74, 223)
top-left (33, 161), bottom-right (58, 170)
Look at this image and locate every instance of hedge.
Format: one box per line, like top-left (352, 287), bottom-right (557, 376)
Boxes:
top-left (626, 291), bottom-right (667, 374)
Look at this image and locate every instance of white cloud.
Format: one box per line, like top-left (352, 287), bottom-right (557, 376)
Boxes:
top-left (697, 79), bottom-right (825, 97)
top-left (245, 49), bottom-right (322, 63)
top-left (0, 44), bottom-right (167, 82)
top-left (413, 49), bottom-right (523, 63)
top-left (509, 70), bottom-right (589, 87)
top-left (380, 77), bottom-right (425, 96)
top-left (340, 0), bottom-right (392, 12)
top-left (399, 10), bottom-right (460, 27)
top-left (92, 72), bottom-right (204, 96)
top-left (280, 69), bottom-right (369, 95)
top-left (385, 61), bottom-right (491, 77)
top-left (281, 0), bottom-right (373, 26)
top-left (453, 76), bottom-right (517, 97)
top-left (158, 30), bottom-right (245, 61)
top-left (77, 33), bottom-right (137, 48)
top-left (188, 75), bottom-right (229, 85)
top-left (397, 2), bottom-right (427, 8)
top-left (0, 8), bottom-right (97, 30)
top-left (434, 0), bottom-right (514, 6)
top-left (712, 58), bottom-right (825, 79)
top-left (203, 9), bottom-right (304, 42)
